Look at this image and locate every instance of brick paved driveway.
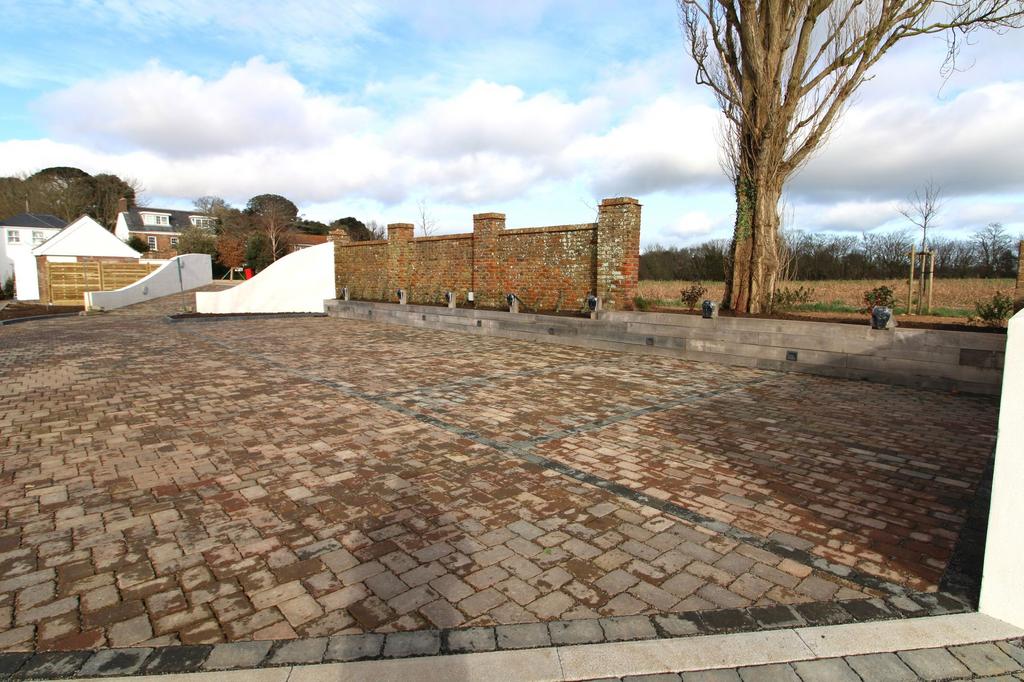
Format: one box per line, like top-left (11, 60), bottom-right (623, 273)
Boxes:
top-left (0, 303), bottom-right (997, 653)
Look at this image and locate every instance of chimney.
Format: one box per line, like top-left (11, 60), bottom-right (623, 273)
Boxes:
top-left (117, 197), bottom-right (128, 214)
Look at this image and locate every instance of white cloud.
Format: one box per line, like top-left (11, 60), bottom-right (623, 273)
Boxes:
top-left (36, 58), bottom-right (372, 158)
top-left (796, 200), bottom-right (903, 233)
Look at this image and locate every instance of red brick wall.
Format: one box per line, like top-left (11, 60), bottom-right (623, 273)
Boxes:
top-left (332, 197), bottom-right (641, 311)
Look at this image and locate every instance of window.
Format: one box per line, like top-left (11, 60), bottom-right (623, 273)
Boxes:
top-left (190, 216), bottom-right (215, 229)
top-left (32, 231), bottom-right (45, 246)
top-left (142, 213), bottom-right (170, 226)
top-left (170, 237), bottom-right (179, 248)
top-left (147, 236), bottom-right (158, 251)
top-left (6, 229), bottom-right (20, 244)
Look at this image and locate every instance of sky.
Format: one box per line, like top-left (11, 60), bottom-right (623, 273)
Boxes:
top-left (0, 0), bottom-right (1022, 248)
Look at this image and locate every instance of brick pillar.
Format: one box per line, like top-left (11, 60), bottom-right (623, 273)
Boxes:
top-left (472, 212), bottom-right (505, 308)
top-left (387, 223), bottom-right (414, 302)
top-left (329, 229), bottom-right (350, 299)
top-left (596, 197), bottom-right (641, 310)
top-left (1016, 240), bottom-right (1024, 311)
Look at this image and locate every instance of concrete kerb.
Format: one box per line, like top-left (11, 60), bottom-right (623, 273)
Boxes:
top-left (0, 312), bottom-right (82, 326)
top-left (0, 592), bottom-right (978, 680)
top-left (52, 614), bottom-right (1024, 682)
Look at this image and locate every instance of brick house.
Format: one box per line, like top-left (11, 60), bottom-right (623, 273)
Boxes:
top-left (288, 231), bottom-right (329, 252)
top-left (113, 198), bottom-right (215, 258)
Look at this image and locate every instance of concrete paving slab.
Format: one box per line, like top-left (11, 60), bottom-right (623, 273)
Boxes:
top-left (287, 648), bottom-right (564, 682)
top-left (795, 613), bottom-right (1024, 658)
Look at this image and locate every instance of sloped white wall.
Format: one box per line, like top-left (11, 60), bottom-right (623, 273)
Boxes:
top-left (85, 254), bottom-right (212, 310)
top-left (980, 308), bottom-right (1024, 627)
top-left (195, 242), bottom-right (334, 314)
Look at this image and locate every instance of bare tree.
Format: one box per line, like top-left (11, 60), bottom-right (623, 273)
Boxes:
top-left (678, 0), bottom-right (1023, 312)
top-left (416, 198), bottom-right (437, 237)
top-left (365, 219), bottom-right (387, 240)
top-left (899, 178), bottom-right (944, 251)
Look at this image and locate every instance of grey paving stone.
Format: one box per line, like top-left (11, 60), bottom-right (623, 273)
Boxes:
top-left (267, 637), bottom-right (329, 666)
top-left (623, 674), bottom-right (682, 681)
top-left (698, 608), bottom-right (757, 633)
top-left (793, 602), bottom-right (852, 626)
top-left (142, 644), bottom-right (213, 674)
top-left (681, 670), bottom-right (743, 682)
top-left (600, 615), bottom-right (658, 642)
top-left (326, 633), bottom-right (385, 661)
top-left (949, 643), bottom-right (1022, 676)
top-left (997, 641), bottom-right (1024, 666)
top-left (16, 650), bottom-right (92, 679)
top-left (447, 627), bottom-right (496, 654)
top-left (496, 623), bottom-right (551, 650)
top-left (910, 592), bottom-right (970, 615)
top-left (203, 641), bottom-right (273, 670)
top-left (746, 605), bottom-right (803, 629)
top-left (77, 648), bottom-right (153, 677)
top-left (972, 676), bottom-right (1021, 681)
top-left (383, 630), bottom-right (441, 658)
top-left (0, 653), bottom-right (30, 677)
top-left (549, 619), bottom-right (605, 645)
top-left (886, 595), bottom-right (927, 616)
top-left (838, 598), bottom-right (892, 622)
top-left (737, 663), bottom-right (801, 681)
top-left (898, 647), bottom-right (972, 680)
top-left (655, 613), bottom-right (702, 637)
top-left (845, 652), bottom-right (919, 681)
top-left (792, 658), bottom-right (861, 682)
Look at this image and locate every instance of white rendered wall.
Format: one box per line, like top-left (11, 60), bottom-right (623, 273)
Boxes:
top-left (84, 254), bottom-right (212, 311)
top-left (196, 241), bottom-right (334, 314)
top-left (980, 308), bottom-right (1024, 627)
top-left (13, 250), bottom-right (40, 300)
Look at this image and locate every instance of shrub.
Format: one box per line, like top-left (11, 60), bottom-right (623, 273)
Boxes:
top-left (680, 281), bottom-right (708, 311)
top-left (126, 235), bottom-right (149, 253)
top-left (972, 291), bottom-right (1014, 327)
top-left (861, 285), bottom-right (897, 313)
top-left (633, 295), bottom-right (651, 312)
top-left (1, 276), bottom-right (13, 299)
top-left (772, 285), bottom-right (814, 311)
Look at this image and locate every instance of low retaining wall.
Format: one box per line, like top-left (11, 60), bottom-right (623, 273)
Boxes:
top-left (325, 300), bottom-right (1006, 394)
top-left (196, 242), bottom-right (334, 314)
top-left (84, 254), bottom-right (211, 311)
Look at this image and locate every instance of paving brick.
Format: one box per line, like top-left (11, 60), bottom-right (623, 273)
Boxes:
top-left (600, 615), bottom-right (657, 642)
top-left (15, 650), bottom-right (92, 678)
top-left (845, 652), bottom-right (920, 681)
top-left (325, 633), bottom-right (384, 662)
top-left (267, 637), bottom-right (328, 666)
top-left (792, 658), bottom-right (861, 681)
top-left (141, 644), bottom-right (213, 674)
top-left (623, 675), bottom-right (681, 682)
top-left (549, 619), bottom-right (605, 645)
top-left (496, 623), bottom-right (551, 650)
top-left (738, 663), bottom-right (801, 681)
top-left (382, 630), bottom-right (441, 658)
top-left (949, 643), bottom-right (1022, 676)
top-left (446, 627), bottom-right (496, 654)
top-left (681, 670), bottom-right (742, 682)
top-left (202, 641), bottom-right (273, 670)
top-left (898, 647), bottom-right (973, 680)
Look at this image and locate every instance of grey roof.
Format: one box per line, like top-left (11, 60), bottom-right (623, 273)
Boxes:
top-left (0, 213), bottom-right (67, 229)
top-left (122, 207), bottom-right (214, 234)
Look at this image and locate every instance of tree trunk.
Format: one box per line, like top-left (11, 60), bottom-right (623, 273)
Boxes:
top-left (723, 172), bottom-right (782, 313)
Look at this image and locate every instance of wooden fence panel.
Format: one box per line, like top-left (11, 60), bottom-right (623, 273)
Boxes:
top-left (46, 261), bottom-right (161, 305)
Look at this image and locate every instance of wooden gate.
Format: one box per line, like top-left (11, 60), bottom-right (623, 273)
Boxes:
top-left (46, 262), bottom-right (160, 305)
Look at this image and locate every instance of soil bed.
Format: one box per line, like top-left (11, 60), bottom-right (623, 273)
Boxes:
top-left (649, 305), bottom-right (1007, 334)
top-left (0, 302), bottom-right (83, 321)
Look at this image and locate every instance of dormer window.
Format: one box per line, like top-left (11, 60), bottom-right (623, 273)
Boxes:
top-left (191, 216), bottom-right (215, 229)
top-left (142, 213), bottom-right (170, 226)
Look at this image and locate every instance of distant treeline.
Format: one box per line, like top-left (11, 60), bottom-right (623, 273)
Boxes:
top-left (640, 223), bottom-right (1021, 281)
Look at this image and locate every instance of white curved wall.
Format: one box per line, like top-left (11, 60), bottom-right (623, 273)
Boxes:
top-left (980, 308), bottom-right (1024, 627)
top-left (195, 242), bottom-right (334, 314)
top-left (85, 254), bottom-right (212, 310)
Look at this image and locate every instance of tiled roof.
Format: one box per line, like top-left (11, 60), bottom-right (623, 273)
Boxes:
top-left (123, 207), bottom-right (214, 234)
top-left (0, 213), bottom-right (67, 229)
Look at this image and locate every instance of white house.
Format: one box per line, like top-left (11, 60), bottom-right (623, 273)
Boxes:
top-left (22, 215), bottom-right (142, 300)
top-left (0, 213), bottom-right (67, 299)
top-left (113, 198), bottom-right (215, 257)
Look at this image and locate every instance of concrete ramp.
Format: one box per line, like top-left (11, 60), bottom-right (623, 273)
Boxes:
top-left (85, 254), bottom-right (212, 311)
top-left (196, 242), bottom-right (334, 314)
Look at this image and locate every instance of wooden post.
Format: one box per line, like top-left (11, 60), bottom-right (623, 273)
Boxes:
top-left (907, 245), bottom-right (916, 316)
top-left (927, 252), bottom-right (935, 315)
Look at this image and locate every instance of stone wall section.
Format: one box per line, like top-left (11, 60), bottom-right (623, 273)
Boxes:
top-left (333, 197), bottom-right (641, 311)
